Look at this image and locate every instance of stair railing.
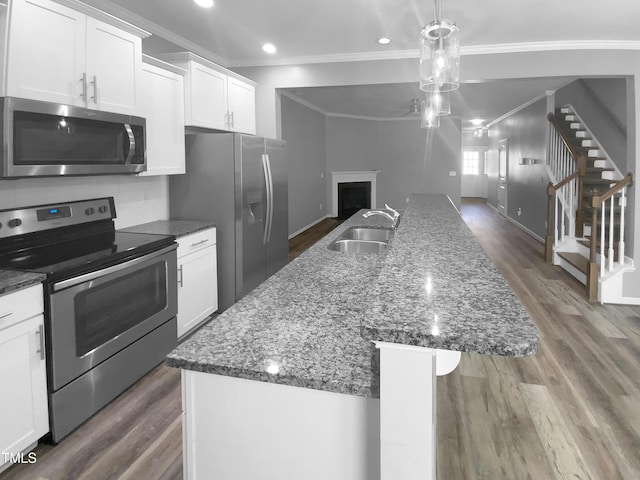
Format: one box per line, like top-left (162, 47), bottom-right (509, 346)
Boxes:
top-left (547, 113), bottom-right (588, 236)
top-left (546, 170), bottom-right (580, 262)
top-left (587, 173), bottom-right (634, 300)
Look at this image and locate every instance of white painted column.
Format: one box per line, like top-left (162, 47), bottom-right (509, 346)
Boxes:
top-left (376, 342), bottom-right (461, 480)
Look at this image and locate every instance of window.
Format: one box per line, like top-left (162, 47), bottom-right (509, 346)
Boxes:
top-left (462, 150), bottom-right (481, 175)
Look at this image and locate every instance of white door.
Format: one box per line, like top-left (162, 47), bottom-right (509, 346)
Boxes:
top-left (85, 17), bottom-right (142, 115)
top-left (6, 0), bottom-right (86, 106)
top-left (498, 139), bottom-right (508, 216)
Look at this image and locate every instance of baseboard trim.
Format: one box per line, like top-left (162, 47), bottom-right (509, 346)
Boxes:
top-left (289, 215), bottom-right (332, 239)
top-left (619, 296), bottom-right (640, 306)
top-left (505, 216), bottom-right (545, 244)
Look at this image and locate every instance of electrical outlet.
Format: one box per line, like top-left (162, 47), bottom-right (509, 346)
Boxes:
top-left (517, 207), bottom-right (522, 216)
top-left (405, 197), bottom-right (410, 203)
top-left (321, 172), bottom-right (324, 179)
top-left (449, 171), bottom-right (456, 176)
top-left (319, 203), bottom-right (323, 210)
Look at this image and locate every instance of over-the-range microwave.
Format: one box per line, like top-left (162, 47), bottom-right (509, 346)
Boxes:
top-left (1, 97), bottom-right (146, 178)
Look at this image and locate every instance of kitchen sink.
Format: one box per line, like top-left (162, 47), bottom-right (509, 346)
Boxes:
top-left (327, 239), bottom-right (388, 253)
top-left (327, 226), bottom-right (394, 253)
top-left (342, 226), bottom-right (393, 242)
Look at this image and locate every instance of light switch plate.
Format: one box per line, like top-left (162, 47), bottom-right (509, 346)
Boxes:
top-left (449, 171), bottom-right (457, 176)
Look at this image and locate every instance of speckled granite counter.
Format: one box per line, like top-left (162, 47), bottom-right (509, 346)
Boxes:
top-left (361, 194), bottom-right (538, 356)
top-left (120, 219), bottom-right (215, 238)
top-left (167, 194), bottom-right (538, 398)
top-left (0, 270), bottom-right (46, 295)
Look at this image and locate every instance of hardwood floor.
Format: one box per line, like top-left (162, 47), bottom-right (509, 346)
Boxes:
top-left (3, 200), bottom-right (640, 479)
top-left (288, 217), bottom-right (344, 261)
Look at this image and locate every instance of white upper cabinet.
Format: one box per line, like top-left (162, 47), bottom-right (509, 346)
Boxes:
top-left (4, 0), bottom-right (147, 115)
top-left (140, 57), bottom-right (186, 176)
top-left (157, 52), bottom-right (256, 135)
top-left (227, 76), bottom-right (256, 135)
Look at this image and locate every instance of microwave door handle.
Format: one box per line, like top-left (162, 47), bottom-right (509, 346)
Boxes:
top-left (123, 124), bottom-right (136, 164)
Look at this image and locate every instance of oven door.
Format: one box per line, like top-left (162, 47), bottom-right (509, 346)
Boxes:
top-left (47, 244), bottom-right (177, 391)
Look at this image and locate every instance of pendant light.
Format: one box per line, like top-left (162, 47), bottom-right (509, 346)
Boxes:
top-left (419, 0), bottom-right (460, 93)
top-left (421, 98), bottom-right (440, 129)
top-left (431, 87), bottom-right (450, 116)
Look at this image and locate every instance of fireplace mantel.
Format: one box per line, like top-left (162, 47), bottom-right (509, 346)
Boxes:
top-left (330, 171), bottom-right (380, 218)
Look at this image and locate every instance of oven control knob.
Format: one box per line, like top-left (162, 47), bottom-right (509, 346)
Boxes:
top-left (8, 218), bottom-right (22, 228)
top-left (98, 205), bottom-right (108, 214)
top-left (85, 207), bottom-right (95, 215)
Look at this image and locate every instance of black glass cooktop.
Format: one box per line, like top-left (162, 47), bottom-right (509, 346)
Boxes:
top-left (0, 230), bottom-right (175, 281)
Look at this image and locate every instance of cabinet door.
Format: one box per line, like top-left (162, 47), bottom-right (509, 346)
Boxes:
top-left (178, 246), bottom-right (218, 338)
top-left (140, 63), bottom-right (186, 176)
top-left (0, 315), bottom-right (48, 467)
top-left (227, 77), bottom-right (256, 135)
top-left (187, 63), bottom-right (228, 129)
top-left (84, 17), bottom-right (142, 115)
top-left (5, 0), bottom-right (85, 106)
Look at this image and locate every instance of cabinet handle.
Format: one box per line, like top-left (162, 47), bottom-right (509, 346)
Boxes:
top-left (224, 111), bottom-right (230, 128)
top-left (0, 311), bottom-right (12, 320)
top-left (178, 265), bottom-right (184, 287)
top-left (230, 111), bottom-right (234, 128)
top-left (91, 75), bottom-right (98, 104)
top-left (36, 324), bottom-right (45, 361)
top-left (191, 239), bottom-right (209, 248)
top-left (80, 72), bottom-right (88, 102)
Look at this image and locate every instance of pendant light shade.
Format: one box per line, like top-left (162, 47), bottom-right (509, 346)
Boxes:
top-left (419, 18), bottom-right (460, 92)
top-left (431, 88), bottom-right (451, 116)
top-left (421, 98), bottom-right (440, 129)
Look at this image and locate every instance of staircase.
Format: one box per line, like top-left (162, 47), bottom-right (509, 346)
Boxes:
top-left (545, 105), bottom-right (634, 303)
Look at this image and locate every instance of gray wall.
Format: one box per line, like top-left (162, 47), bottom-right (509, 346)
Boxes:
top-left (325, 116), bottom-right (379, 173)
top-left (376, 118), bottom-right (461, 210)
top-left (280, 95), bottom-right (327, 235)
top-left (555, 78), bottom-right (628, 173)
top-left (488, 98), bottom-right (549, 239)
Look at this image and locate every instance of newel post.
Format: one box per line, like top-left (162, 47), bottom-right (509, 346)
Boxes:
top-left (587, 197), bottom-right (599, 301)
top-left (545, 182), bottom-right (555, 262)
top-left (575, 156), bottom-right (586, 238)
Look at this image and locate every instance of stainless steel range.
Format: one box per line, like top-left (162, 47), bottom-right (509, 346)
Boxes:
top-left (0, 197), bottom-right (177, 442)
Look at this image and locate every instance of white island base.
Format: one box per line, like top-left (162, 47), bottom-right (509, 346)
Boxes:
top-left (181, 344), bottom-right (461, 480)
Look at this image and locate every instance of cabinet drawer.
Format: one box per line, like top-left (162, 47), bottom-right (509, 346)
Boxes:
top-left (0, 285), bottom-right (44, 331)
top-left (177, 228), bottom-right (216, 257)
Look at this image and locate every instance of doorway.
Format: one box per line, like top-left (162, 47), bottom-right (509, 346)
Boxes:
top-left (498, 139), bottom-right (508, 216)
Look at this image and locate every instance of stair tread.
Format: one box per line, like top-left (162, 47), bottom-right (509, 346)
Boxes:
top-left (557, 252), bottom-right (589, 273)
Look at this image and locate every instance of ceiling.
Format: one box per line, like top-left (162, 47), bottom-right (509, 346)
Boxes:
top-left (82, 0), bottom-right (637, 126)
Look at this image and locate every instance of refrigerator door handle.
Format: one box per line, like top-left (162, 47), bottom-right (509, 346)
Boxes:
top-left (265, 153), bottom-right (275, 243)
top-left (261, 153), bottom-right (272, 245)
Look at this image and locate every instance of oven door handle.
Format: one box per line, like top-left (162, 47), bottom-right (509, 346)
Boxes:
top-left (52, 244), bottom-right (177, 292)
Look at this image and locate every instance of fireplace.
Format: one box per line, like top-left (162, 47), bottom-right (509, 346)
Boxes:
top-left (338, 182), bottom-right (371, 219)
top-left (330, 171), bottom-right (380, 218)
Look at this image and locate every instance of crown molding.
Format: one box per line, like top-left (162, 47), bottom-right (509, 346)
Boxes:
top-left (486, 92), bottom-right (548, 128)
top-left (280, 91), bottom-right (327, 115)
top-left (230, 39), bottom-right (640, 68)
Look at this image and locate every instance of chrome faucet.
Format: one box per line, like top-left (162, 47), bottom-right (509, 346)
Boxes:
top-left (362, 204), bottom-right (400, 228)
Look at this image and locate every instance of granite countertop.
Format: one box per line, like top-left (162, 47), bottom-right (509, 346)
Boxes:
top-left (361, 195), bottom-right (538, 356)
top-left (0, 270), bottom-right (46, 296)
top-left (166, 194), bottom-right (538, 398)
top-left (120, 219), bottom-right (215, 238)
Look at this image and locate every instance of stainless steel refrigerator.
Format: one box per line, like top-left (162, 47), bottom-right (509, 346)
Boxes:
top-left (169, 133), bottom-right (288, 311)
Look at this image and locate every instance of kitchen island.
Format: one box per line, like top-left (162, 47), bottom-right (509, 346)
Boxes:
top-left (167, 194), bottom-right (538, 480)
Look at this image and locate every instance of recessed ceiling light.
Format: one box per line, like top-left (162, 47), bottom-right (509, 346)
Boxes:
top-left (471, 118), bottom-right (484, 126)
top-left (377, 37), bottom-right (391, 45)
top-left (193, 0), bottom-right (214, 8)
top-left (262, 43), bottom-right (277, 54)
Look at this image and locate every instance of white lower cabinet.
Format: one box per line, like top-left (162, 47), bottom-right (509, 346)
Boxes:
top-left (0, 285), bottom-right (48, 473)
top-left (177, 228), bottom-right (218, 338)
